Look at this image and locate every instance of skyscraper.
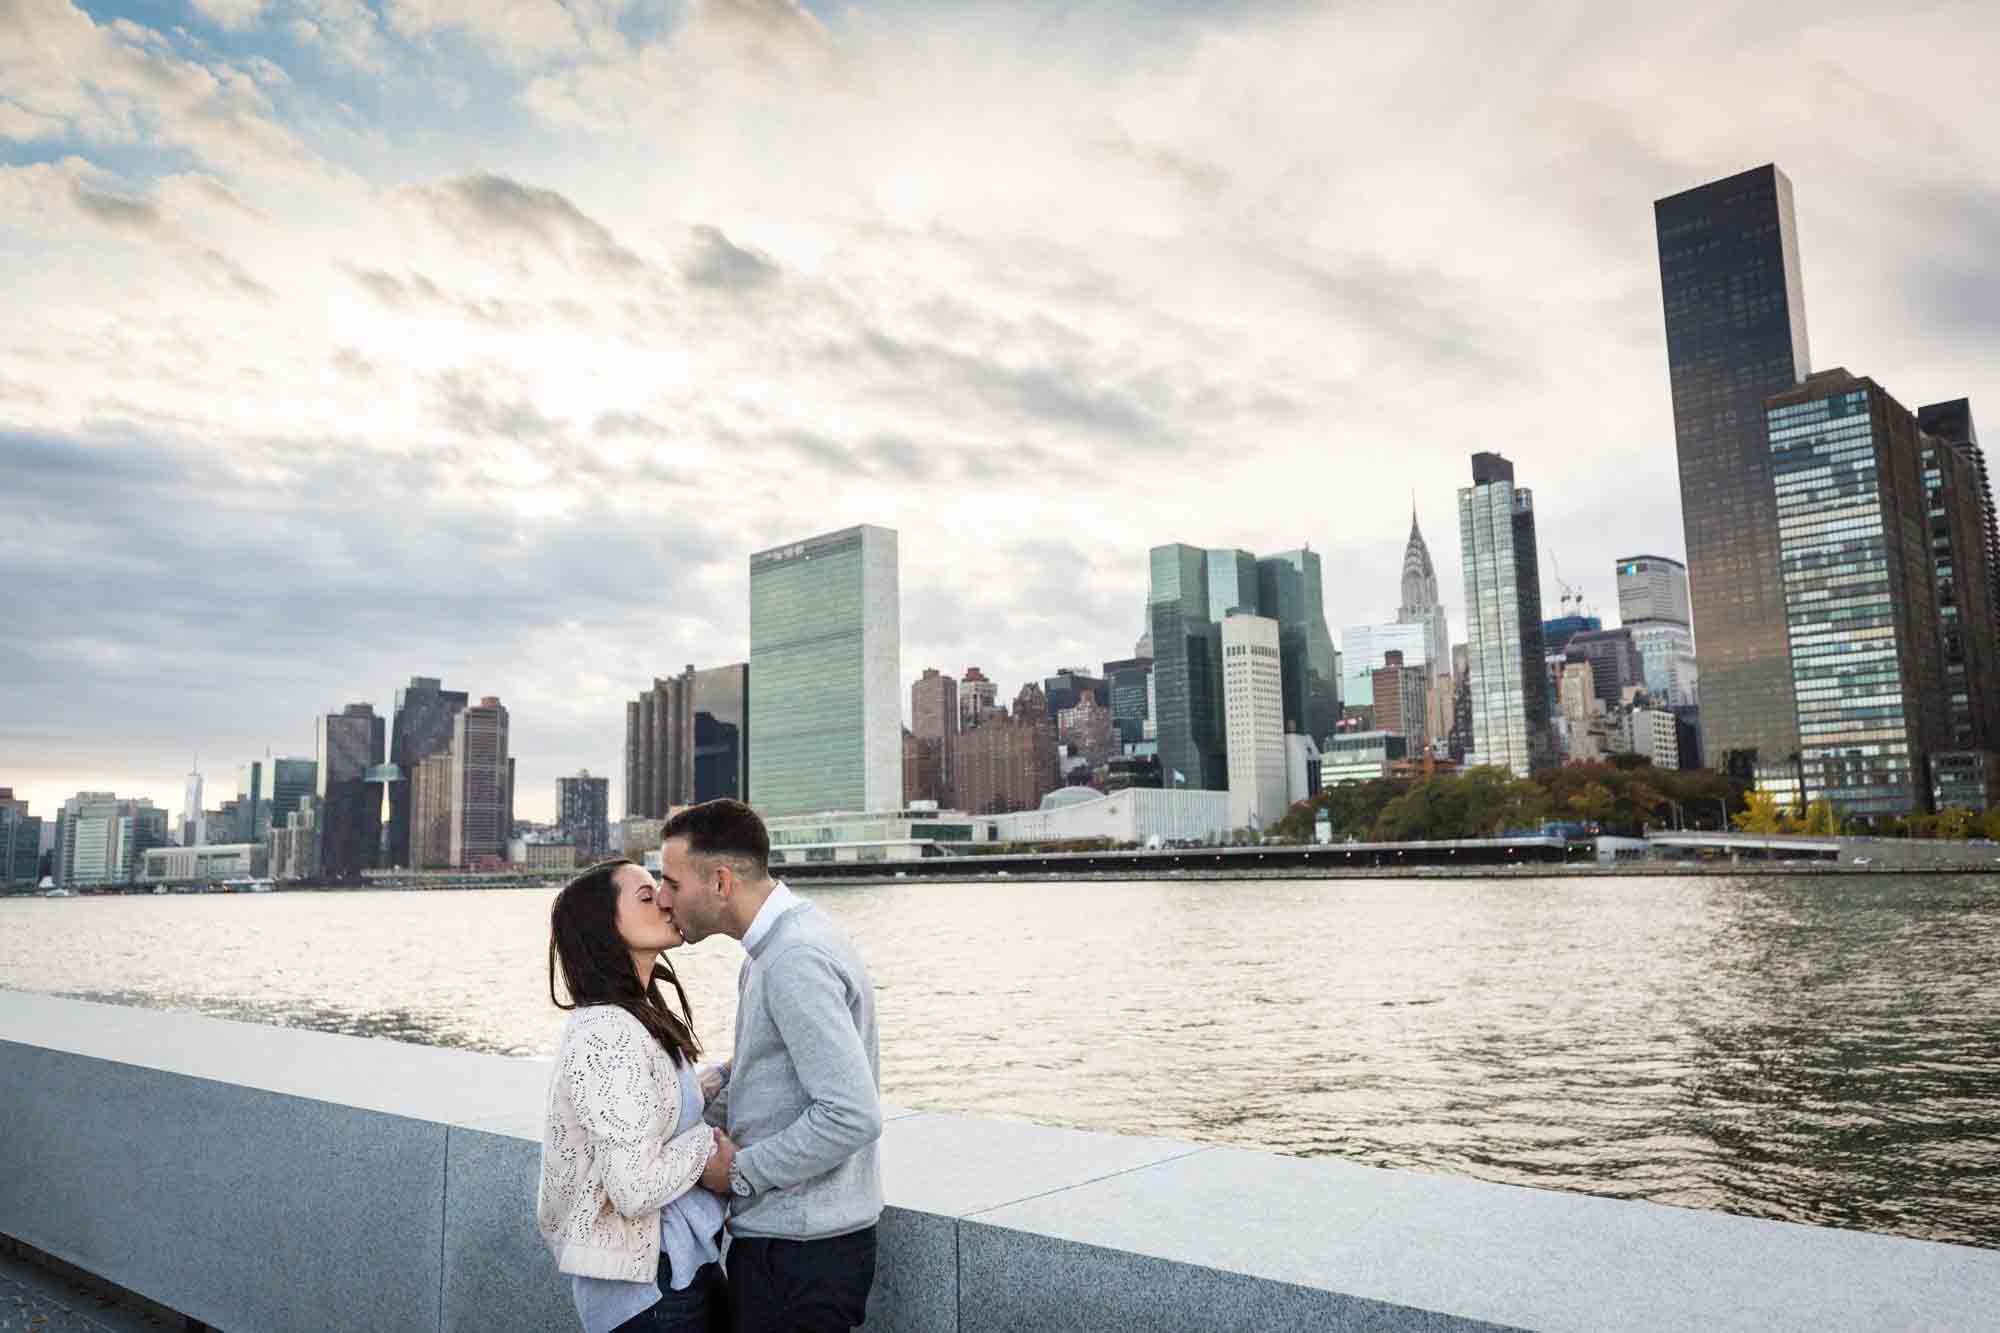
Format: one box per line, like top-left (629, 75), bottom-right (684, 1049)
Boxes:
top-left (234, 760), bottom-right (267, 844)
top-left (53, 793), bottom-right (166, 886)
top-left (557, 770), bottom-right (610, 861)
top-left (181, 766), bottom-right (204, 847)
top-left (1149, 543), bottom-right (1226, 790)
top-left (625, 664), bottom-right (750, 817)
top-left (1204, 548), bottom-right (1260, 623)
top-left (1102, 656), bottom-right (1154, 747)
top-left (910, 668), bottom-right (958, 806)
top-left (1369, 650), bottom-right (1430, 746)
top-left (411, 752), bottom-right (455, 869)
top-left (958, 666), bottom-right (998, 730)
top-left (1459, 452), bottom-right (1548, 776)
top-left (1616, 554), bottom-right (1699, 707)
top-left (748, 525), bottom-right (901, 816)
top-left (1339, 622), bottom-right (1427, 714)
top-left (269, 757), bottom-right (317, 830)
top-left (1396, 511), bottom-right (1452, 751)
top-left (1615, 555), bottom-right (1693, 627)
top-left (1766, 370), bottom-right (1946, 813)
top-left (0, 790), bottom-right (43, 884)
top-left (1655, 164), bottom-right (1812, 774)
top-left (1257, 548), bottom-right (1340, 743)
top-left (389, 677), bottom-right (468, 868)
top-left (317, 703), bottom-right (386, 880)
top-left (1222, 611), bottom-right (1287, 832)
top-left (954, 684), bottom-right (1058, 815)
top-left (450, 697), bottom-right (512, 867)
top-left (1916, 398), bottom-right (2000, 753)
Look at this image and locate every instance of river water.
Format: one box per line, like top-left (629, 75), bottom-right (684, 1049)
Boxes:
top-left (4, 874), bottom-right (1996, 1249)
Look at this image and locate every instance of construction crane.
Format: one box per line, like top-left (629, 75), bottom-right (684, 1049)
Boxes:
top-left (1549, 552), bottom-right (1590, 620)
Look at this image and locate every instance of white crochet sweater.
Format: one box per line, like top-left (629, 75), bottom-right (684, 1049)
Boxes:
top-left (536, 1005), bottom-right (717, 1281)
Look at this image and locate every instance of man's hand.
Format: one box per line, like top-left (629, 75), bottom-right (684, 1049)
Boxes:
top-left (699, 1130), bottom-right (738, 1195)
top-left (698, 1061), bottom-right (729, 1104)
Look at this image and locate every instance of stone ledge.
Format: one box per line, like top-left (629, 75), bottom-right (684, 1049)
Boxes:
top-left (4, 991), bottom-right (1997, 1332)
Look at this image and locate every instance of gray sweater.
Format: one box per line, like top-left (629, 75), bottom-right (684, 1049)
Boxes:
top-left (707, 894), bottom-right (882, 1240)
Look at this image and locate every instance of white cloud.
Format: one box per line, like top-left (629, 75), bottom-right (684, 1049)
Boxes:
top-left (190, 0), bottom-right (270, 31)
top-left (3, 0), bottom-right (1999, 817)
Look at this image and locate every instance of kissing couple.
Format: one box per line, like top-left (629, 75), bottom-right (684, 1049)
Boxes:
top-left (537, 799), bottom-right (883, 1332)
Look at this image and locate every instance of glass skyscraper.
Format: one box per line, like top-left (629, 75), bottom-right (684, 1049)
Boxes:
top-left (1257, 548), bottom-right (1339, 743)
top-left (1767, 371), bottom-right (1944, 814)
top-left (749, 525), bottom-right (901, 817)
top-left (1149, 543), bottom-right (1226, 790)
top-left (1459, 452), bottom-right (1548, 777)
top-left (316, 703), bottom-right (385, 879)
top-left (1655, 164), bottom-right (1812, 775)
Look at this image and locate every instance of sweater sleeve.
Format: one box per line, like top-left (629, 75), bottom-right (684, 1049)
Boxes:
top-left (565, 1012), bottom-right (716, 1219)
top-left (734, 947), bottom-right (883, 1194)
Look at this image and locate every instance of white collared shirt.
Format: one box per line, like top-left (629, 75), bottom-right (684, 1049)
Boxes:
top-left (739, 880), bottom-right (798, 955)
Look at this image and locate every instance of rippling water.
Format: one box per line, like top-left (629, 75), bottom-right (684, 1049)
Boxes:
top-left (5, 874), bottom-right (1997, 1248)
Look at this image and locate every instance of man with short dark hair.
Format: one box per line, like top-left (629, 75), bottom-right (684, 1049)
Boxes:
top-left (658, 799), bottom-right (882, 1333)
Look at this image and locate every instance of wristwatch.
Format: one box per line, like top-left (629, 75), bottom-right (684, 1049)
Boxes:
top-left (728, 1160), bottom-right (753, 1198)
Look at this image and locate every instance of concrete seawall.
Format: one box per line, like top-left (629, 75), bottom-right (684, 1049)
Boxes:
top-left (3, 991), bottom-right (1996, 1331)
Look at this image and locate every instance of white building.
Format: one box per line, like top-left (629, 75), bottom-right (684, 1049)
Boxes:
top-left (141, 843), bottom-right (268, 883)
top-left (749, 525), bottom-right (902, 816)
top-left (1222, 612), bottom-right (1288, 831)
top-left (766, 806), bottom-right (994, 865)
top-left (1627, 705), bottom-right (1682, 771)
top-left (1285, 733), bottom-right (1321, 804)
top-left (1615, 555), bottom-right (1692, 627)
top-left (987, 788), bottom-right (1231, 846)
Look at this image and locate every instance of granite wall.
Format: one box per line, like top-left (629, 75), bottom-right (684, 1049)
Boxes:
top-left (3, 992), bottom-right (1997, 1331)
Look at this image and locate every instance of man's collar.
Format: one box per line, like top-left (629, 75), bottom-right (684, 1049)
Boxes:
top-left (740, 880), bottom-right (799, 956)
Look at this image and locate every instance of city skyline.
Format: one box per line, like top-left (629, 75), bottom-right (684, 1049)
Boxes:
top-left (7, 3), bottom-right (2000, 820)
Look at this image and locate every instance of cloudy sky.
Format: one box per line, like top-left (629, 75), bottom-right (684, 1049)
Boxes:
top-left (3, 0), bottom-right (1996, 822)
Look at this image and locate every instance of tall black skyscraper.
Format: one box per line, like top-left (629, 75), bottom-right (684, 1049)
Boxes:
top-left (389, 676), bottom-right (468, 867)
top-left (317, 702), bottom-right (386, 880)
top-left (1655, 164), bottom-right (1812, 776)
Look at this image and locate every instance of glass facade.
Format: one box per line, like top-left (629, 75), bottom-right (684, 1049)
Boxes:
top-left (1768, 378), bottom-right (1937, 814)
top-left (1149, 544), bottom-right (1226, 790)
top-left (1655, 164), bottom-right (1812, 771)
top-left (690, 664), bottom-right (748, 803)
top-left (1458, 455), bottom-right (1547, 776)
top-left (1204, 548), bottom-right (1259, 623)
top-left (269, 757), bottom-right (317, 829)
top-left (318, 703), bottom-right (386, 879)
top-left (749, 526), bottom-right (900, 817)
top-left (1258, 548), bottom-right (1340, 743)
top-left (1102, 656), bottom-right (1154, 746)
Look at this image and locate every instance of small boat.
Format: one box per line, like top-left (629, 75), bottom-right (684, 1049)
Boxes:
top-left (42, 887), bottom-right (74, 898)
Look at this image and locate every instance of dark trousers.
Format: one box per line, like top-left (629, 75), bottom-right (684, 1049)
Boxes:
top-left (726, 1228), bottom-right (877, 1333)
top-left (615, 1258), bottom-right (729, 1333)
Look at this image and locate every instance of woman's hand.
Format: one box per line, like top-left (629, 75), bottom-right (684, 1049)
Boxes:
top-left (699, 1130), bottom-right (739, 1196)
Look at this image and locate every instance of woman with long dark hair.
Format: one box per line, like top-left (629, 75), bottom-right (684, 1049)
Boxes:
top-left (537, 858), bottom-right (733, 1333)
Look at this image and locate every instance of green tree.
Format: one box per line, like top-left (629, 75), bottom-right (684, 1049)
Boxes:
top-left (1798, 799), bottom-right (1843, 836)
top-left (1982, 807), bottom-right (2000, 841)
top-left (1566, 781), bottom-right (1617, 825)
top-left (1732, 790), bottom-right (1789, 834)
top-left (1936, 807), bottom-right (1975, 841)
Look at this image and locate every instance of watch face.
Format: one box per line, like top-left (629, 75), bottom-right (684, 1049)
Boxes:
top-left (731, 1175), bottom-right (753, 1197)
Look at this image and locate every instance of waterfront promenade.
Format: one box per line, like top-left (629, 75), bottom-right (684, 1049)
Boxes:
top-left (5, 990), bottom-right (1997, 1331)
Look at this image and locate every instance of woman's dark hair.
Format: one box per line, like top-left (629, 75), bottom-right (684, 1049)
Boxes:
top-left (549, 858), bottom-right (701, 1067)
